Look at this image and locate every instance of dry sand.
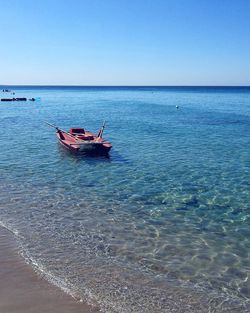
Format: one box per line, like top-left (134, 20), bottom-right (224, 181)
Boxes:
top-left (0, 227), bottom-right (100, 313)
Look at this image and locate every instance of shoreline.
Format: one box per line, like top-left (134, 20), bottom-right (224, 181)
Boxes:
top-left (0, 226), bottom-right (100, 313)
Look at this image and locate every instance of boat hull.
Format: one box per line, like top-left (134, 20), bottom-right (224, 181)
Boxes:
top-left (56, 131), bottom-right (112, 155)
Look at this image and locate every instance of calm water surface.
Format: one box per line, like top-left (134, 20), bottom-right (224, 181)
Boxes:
top-left (0, 86), bottom-right (249, 312)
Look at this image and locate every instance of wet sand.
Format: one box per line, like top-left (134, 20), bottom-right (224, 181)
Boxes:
top-left (0, 227), bottom-right (99, 313)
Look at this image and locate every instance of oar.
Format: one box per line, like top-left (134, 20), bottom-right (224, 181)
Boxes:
top-left (97, 120), bottom-right (106, 138)
top-left (45, 121), bottom-right (77, 139)
top-left (45, 121), bottom-right (60, 130)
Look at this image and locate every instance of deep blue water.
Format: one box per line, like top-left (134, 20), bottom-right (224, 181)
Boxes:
top-left (0, 86), bottom-right (249, 312)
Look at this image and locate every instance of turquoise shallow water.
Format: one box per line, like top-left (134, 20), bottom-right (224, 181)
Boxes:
top-left (0, 86), bottom-right (249, 312)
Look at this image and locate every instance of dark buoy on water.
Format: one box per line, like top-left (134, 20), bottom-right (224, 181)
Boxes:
top-left (176, 105), bottom-right (179, 109)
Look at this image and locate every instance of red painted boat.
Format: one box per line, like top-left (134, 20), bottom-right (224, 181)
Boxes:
top-left (47, 122), bottom-right (112, 154)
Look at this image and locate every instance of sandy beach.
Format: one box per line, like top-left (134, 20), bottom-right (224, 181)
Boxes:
top-left (0, 227), bottom-right (99, 313)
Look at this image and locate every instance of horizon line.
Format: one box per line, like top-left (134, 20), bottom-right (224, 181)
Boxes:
top-left (1, 84), bottom-right (250, 87)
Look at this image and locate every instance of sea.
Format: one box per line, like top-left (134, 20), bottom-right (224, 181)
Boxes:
top-left (0, 86), bottom-right (249, 312)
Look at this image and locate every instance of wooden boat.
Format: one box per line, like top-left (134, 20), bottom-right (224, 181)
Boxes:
top-left (46, 122), bottom-right (112, 154)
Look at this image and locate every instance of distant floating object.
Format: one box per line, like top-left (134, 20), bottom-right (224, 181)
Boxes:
top-left (15, 97), bottom-right (27, 101)
top-left (1, 98), bottom-right (13, 102)
top-left (1, 96), bottom-right (37, 102)
top-left (176, 105), bottom-right (179, 109)
top-left (1, 97), bottom-right (27, 102)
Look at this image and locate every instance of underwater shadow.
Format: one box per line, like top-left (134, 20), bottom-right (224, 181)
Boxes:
top-left (57, 144), bottom-right (111, 163)
top-left (57, 143), bottom-right (130, 164)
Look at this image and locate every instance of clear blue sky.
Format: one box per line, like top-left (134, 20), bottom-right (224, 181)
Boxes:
top-left (1, 0), bottom-right (250, 85)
